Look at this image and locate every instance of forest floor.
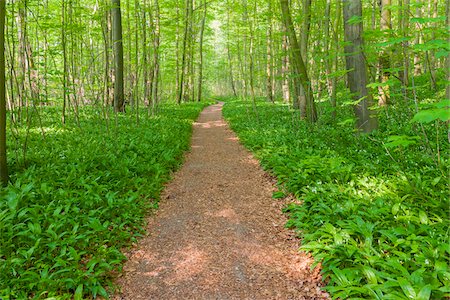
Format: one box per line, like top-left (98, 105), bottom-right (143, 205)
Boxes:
top-left (113, 103), bottom-right (329, 299)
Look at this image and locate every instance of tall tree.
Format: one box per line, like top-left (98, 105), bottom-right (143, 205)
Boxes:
top-left (378, 0), bottom-right (391, 106)
top-left (112, 0), bottom-right (125, 112)
top-left (0, 0), bottom-right (7, 185)
top-left (343, 0), bottom-right (377, 132)
top-left (177, 0), bottom-right (191, 104)
top-left (196, 0), bottom-right (207, 102)
top-left (447, 0), bottom-right (450, 101)
top-left (280, 0), bottom-right (317, 122)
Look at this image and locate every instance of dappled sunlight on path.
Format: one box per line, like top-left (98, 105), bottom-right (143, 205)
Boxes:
top-left (114, 103), bottom-right (329, 299)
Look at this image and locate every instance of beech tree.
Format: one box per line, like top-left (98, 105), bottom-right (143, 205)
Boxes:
top-left (343, 0), bottom-right (377, 132)
top-left (112, 0), bottom-right (125, 112)
top-left (280, 0), bottom-right (317, 122)
top-left (0, 0), bottom-right (7, 185)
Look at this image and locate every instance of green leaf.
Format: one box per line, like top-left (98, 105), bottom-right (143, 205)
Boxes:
top-left (272, 191), bottom-right (285, 199)
top-left (392, 203), bottom-right (401, 215)
top-left (412, 108), bottom-right (450, 123)
top-left (74, 284), bottom-right (83, 300)
top-left (347, 15), bottom-right (362, 25)
top-left (398, 277), bottom-right (416, 299)
top-left (384, 135), bottom-right (420, 148)
top-left (362, 267), bottom-right (378, 284)
top-left (416, 285), bottom-right (431, 300)
top-left (418, 211), bottom-right (428, 225)
top-left (6, 192), bottom-right (19, 211)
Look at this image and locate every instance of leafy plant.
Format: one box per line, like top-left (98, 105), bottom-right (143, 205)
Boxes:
top-left (0, 102), bottom-right (210, 299)
top-left (223, 98), bottom-right (449, 299)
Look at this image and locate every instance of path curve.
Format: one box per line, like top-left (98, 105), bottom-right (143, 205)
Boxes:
top-left (114, 103), bottom-right (329, 299)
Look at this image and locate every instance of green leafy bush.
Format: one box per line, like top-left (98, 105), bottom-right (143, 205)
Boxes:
top-left (223, 99), bottom-right (449, 299)
top-left (0, 102), bottom-right (209, 299)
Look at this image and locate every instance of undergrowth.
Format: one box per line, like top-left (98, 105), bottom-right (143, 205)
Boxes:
top-left (0, 102), bottom-right (209, 299)
top-left (223, 96), bottom-right (449, 299)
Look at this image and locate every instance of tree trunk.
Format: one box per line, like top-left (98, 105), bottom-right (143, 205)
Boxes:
top-left (281, 32), bottom-right (290, 103)
top-left (112, 0), bottom-right (125, 112)
top-left (177, 0), bottom-right (190, 104)
top-left (279, 0), bottom-right (317, 122)
top-left (62, 0), bottom-right (68, 123)
top-left (446, 0), bottom-right (450, 101)
top-left (197, 0), bottom-right (207, 102)
top-left (378, 0), bottom-right (391, 106)
top-left (343, 0), bottom-right (378, 133)
top-left (0, 0), bottom-right (7, 185)
top-left (266, 1), bottom-right (274, 103)
top-left (153, 0), bottom-right (161, 109)
top-left (413, 6), bottom-right (423, 76)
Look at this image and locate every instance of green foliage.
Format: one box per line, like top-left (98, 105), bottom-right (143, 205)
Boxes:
top-left (0, 102), bottom-right (208, 299)
top-left (223, 99), bottom-right (449, 299)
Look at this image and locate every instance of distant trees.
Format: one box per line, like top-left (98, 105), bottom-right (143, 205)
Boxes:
top-left (0, 0), bottom-right (446, 152)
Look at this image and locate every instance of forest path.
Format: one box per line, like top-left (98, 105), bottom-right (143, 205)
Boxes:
top-left (114, 103), bottom-right (328, 299)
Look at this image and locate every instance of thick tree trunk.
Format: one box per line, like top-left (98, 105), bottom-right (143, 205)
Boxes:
top-left (279, 0), bottom-right (317, 122)
top-left (343, 0), bottom-right (378, 133)
top-left (0, 0), bottom-right (7, 185)
top-left (112, 0), bottom-right (125, 112)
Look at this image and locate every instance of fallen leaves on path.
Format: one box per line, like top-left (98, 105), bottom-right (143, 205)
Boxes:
top-left (113, 103), bottom-right (329, 300)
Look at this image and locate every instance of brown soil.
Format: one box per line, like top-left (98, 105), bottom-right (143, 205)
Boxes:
top-left (113, 103), bottom-right (329, 300)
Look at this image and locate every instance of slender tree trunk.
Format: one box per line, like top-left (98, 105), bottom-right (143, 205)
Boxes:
top-left (177, 0), bottom-right (190, 104)
top-left (401, 0), bottom-right (410, 100)
top-left (446, 0), bottom-right (450, 101)
top-left (248, 1), bottom-right (257, 106)
top-left (266, 1), bottom-right (274, 102)
top-left (414, 6), bottom-right (423, 76)
top-left (281, 31), bottom-right (290, 103)
top-left (280, 0), bottom-right (317, 122)
top-left (297, 0), bottom-right (311, 114)
top-left (0, 0), bottom-right (7, 185)
top-left (378, 0), bottom-right (391, 106)
top-left (197, 0), bottom-right (207, 102)
top-left (153, 0), bottom-right (161, 109)
top-left (175, 1), bottom-right (180, 98)
top-left (112, 0), bottom-right (125, 112)
top-left (343, 0), bottom-right (377, 133)
top-left (62, 0), bottom-right (68, 123)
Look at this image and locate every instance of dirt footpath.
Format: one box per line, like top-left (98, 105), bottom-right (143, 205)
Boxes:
top-left (113, 103), bottom-right (329, 299)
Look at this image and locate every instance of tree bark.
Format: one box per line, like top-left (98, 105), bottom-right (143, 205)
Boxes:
top-left (343, 0), bottom-right (378, 133)
top-left (0, 0), bottom-right (7, 185)
top-left (197, 0), bottom-right (207, 102)
top-left (177, 0), bottom-right (191, 104)
top-left (446, 0), bottom-right (450, 101)
top-left (152, 0), bottom-right (161, 110)
top-left (112, 0), bottom-right (125, 112)
top-left (266, 1), bottom-right (274, 102)
top-left (279, 0), bottom-right (317, 122)
top-left (378, 0), bottom-right (391, 106)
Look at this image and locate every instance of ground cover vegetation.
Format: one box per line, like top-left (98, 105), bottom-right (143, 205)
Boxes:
top-left (223, 93), bottom-right (449, 299)
top-left (0, 0), bottom-right (448, 299)
top-left (0, 103), bottom-right (208, 299)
